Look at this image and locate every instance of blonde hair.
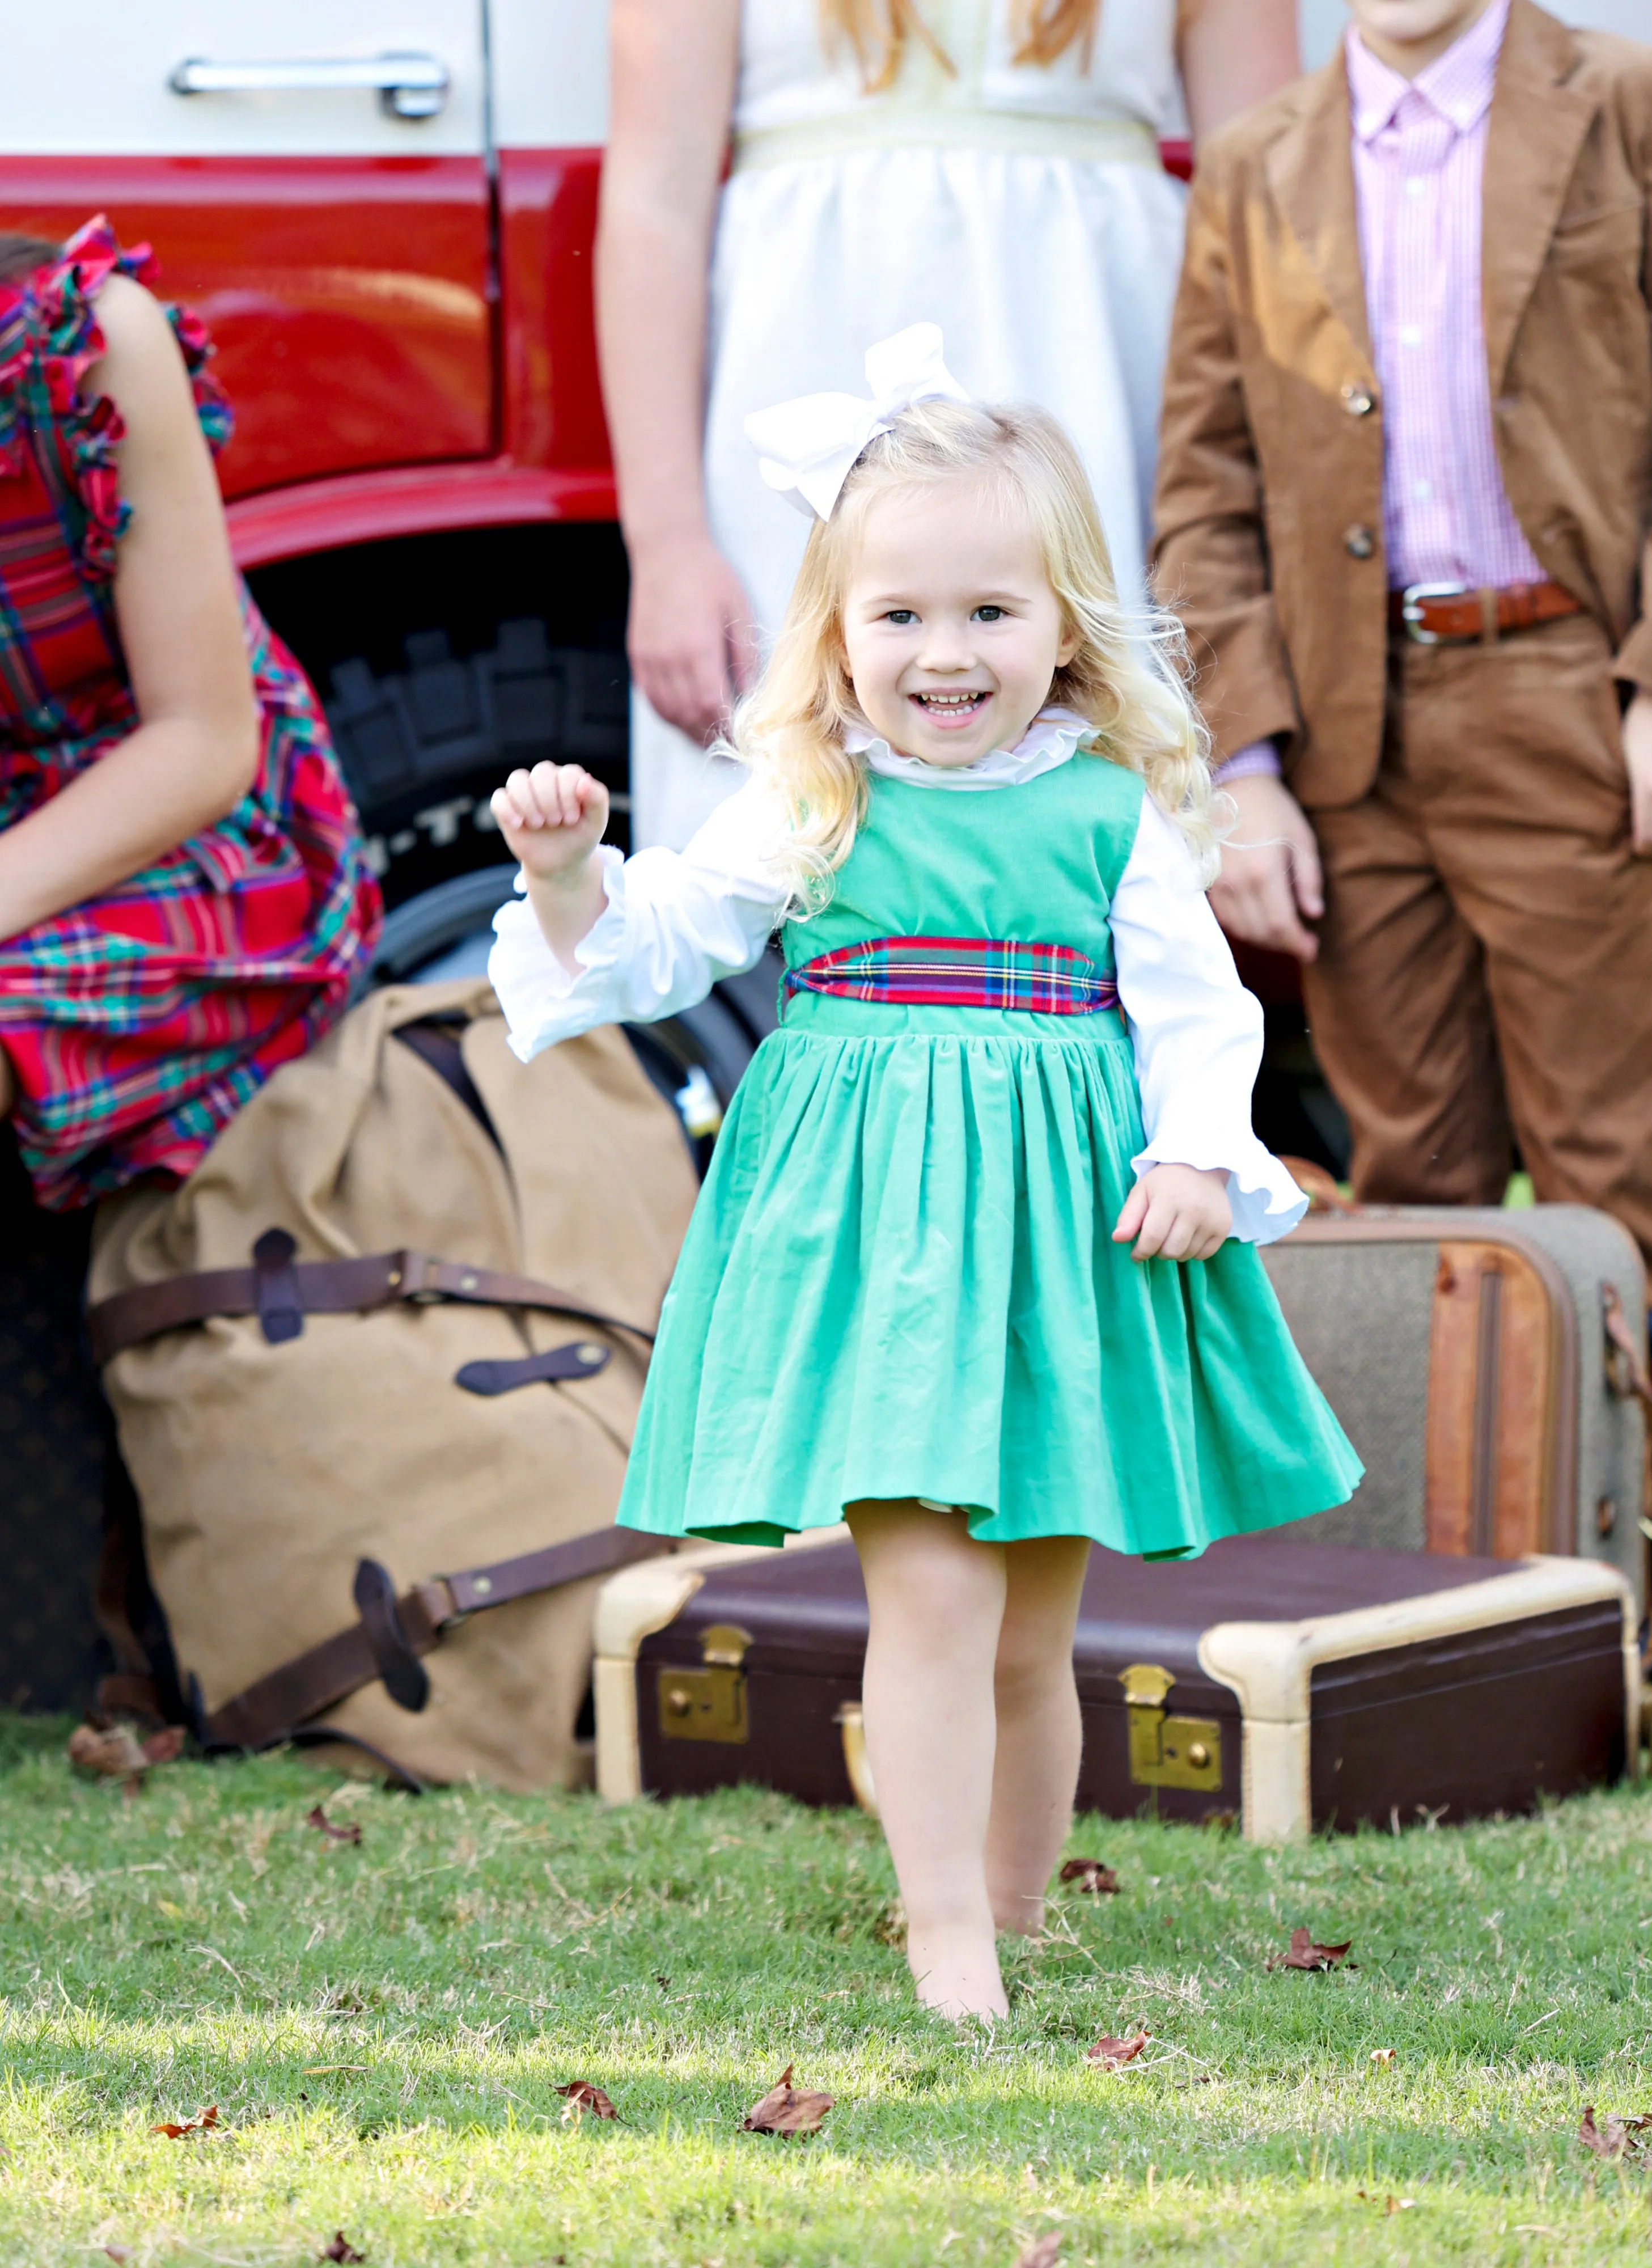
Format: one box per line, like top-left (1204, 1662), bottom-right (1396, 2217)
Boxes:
top-left (728, 398), bottom-right (1218, 911)
top-left (821, 0), bottom-right (1102, 90)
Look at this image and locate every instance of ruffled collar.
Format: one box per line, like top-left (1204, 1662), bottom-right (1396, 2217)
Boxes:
top-left (844, 706), bottom-right (1092, 791)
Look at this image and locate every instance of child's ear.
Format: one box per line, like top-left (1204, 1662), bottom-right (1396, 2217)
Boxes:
top-left (1054, 622), bottom-right (1081, 668)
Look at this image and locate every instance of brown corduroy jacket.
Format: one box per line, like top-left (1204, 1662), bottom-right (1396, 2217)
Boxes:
top-left (1151, 0), bottom-right (1652, 809)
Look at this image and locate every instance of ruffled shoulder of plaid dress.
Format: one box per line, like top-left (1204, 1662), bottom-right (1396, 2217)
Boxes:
top-left (0, 215), bottom-right (232, 577)
top-left (0, 217), bottom-right (379, 1212)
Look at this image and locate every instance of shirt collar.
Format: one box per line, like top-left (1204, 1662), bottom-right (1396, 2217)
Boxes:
top-left (1346, 0), bottom-right (1509, 142)
top-left (843, 706), bottom-right (1092, 791)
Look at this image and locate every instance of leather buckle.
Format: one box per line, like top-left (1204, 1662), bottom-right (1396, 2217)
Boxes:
top-left (387, 1249), bottom-right (444, 1304)
top-left (252, 1228), bottom-right (304, 1344)
top-left (353, 1558), bottom-right (431, 1713)
top-left (1400, 580), bottom-right (1470, 646)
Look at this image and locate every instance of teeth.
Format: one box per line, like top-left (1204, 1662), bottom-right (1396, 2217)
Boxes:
top-left (917, 693), bottom-right (983, 708)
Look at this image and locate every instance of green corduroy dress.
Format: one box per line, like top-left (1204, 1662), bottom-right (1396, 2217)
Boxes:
top-left (616, 756), bottom-right (1362, 1554)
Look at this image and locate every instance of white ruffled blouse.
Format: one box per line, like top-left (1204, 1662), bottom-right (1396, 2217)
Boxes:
top-left (490, 713), bottom-right (1307, 1244)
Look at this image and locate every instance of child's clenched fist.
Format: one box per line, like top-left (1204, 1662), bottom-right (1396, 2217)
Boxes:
top-left (491, 762), bottom-right (611, 974)
top-left (490, 762), bottom-right (610, 879)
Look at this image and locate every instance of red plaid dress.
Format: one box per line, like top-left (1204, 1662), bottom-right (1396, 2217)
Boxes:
top-left (0, 218), bottom-right (380, 1209)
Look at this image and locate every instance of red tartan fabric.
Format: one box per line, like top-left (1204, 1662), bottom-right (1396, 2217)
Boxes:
top-left (784, 935), bottom-right (1121, 1015)
top-left (0, 218), bottom-right (380, 1209)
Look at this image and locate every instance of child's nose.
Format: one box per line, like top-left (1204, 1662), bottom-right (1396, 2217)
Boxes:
top-left (917, 617), bottom-right (975, 669)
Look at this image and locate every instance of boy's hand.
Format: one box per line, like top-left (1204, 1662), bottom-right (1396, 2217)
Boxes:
top-left (1112, 1163), bottom-right (1232, 1262)
top-left (1209, 773), bottom-right (1324, 962)
top-left (490, 763), bottom-right (610, 882)
top-left (1625, 691), bottom-right (1652, 857)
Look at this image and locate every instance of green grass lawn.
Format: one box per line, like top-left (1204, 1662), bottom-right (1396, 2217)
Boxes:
top-left (3, 1717), bottom-right (1652, 2266)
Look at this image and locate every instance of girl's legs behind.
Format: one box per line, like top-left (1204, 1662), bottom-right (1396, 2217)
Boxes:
top-left (987, 1533), bottom-right (1092, 1937)
top-left (845, 1501), bottom-right (1090, 2017)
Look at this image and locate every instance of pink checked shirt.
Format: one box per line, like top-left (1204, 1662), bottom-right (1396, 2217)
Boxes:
top-left (1218, 0), bottom-right (1545, 784)
top-left (1348, 0), bottom-right (1545, 594)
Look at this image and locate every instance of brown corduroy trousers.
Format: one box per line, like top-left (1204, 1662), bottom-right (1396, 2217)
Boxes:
top-left (1303, 613), bottom-right (1652, 1262)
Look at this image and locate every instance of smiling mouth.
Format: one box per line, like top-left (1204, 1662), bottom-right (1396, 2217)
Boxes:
top-left (910, 690), bottom-right (990, 723)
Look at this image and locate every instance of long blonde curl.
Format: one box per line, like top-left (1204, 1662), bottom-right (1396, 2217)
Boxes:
top-left (727, 398), bottom-right (1219, 913)
top-left (821, 0), bottom-right (1102, 90)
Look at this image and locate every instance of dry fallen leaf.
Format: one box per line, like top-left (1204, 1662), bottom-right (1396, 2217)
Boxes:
top-left (69, 1720), bottom-right (185, 1794)
top-left (1369, 2047), bottom-right (1397, 2067)
top-left (1272, 1928), bottom-right (1353, 1972)
top-left (1579, 2106), bottom-right (1652, 2161)
top-left (102, 2250), bottom-right (132, 2264)
top-left (319, 2236), bottom-right (366, 2265)
top-left (1015, 2236), bottom-right (1063, 2268)
top-left (741, 2063), bottom-right (835, 2136)
top-left (1058, 1859), bottom-right (1119, 1895)
top-left (555, 2081), bottom-right (617, 2120)
top-left (306, 1805), bottom-right (363, 1847)
top-left (1087, 2029), bottom-right (1151, 2070)
top-left (1356, 2192), bottom-right (1414, 2214)
top-left (151, 2105), bottom-right (220, 2139)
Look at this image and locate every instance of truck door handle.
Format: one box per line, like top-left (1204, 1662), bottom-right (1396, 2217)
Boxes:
top-left (168, 52), bottom-right (449, 121)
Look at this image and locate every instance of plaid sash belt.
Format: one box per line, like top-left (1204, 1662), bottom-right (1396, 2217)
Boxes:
top-left (783, 936), bottom-right (1121, 1016)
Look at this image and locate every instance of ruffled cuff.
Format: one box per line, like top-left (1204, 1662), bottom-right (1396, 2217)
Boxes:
top-left (488, 847), bottom-right (628, 1061)
top-left (0, 215), bottom-right (234, 580)
top-left (1130, 1136), bottom-right (1308, 1247)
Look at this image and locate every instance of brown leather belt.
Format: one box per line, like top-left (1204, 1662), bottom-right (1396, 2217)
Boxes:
top-left (1389, 578), bottom-right (1582, 646)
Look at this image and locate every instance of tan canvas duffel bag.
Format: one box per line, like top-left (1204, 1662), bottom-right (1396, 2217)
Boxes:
top-left (86, 976), bottom-right (701, 1790)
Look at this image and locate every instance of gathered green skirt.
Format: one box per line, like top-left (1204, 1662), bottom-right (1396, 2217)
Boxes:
top-left (617, 998), bottom-right (1361, 1555)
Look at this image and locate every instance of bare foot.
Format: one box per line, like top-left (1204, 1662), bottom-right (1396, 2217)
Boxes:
top-left (991, 1893), bottom-right (1047, 1938)
top-left (908, 1925), bottom-right (1009, 2019)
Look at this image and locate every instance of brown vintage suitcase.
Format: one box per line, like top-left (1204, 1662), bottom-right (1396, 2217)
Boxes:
top-left (594, 1532), bottom-right (1635, 1840)
top-left (1259, 1203), bottom-right (1650, 1607)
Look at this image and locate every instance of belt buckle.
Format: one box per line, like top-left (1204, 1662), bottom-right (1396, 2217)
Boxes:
top-left (1400, 580), bottom-right (1470, 646)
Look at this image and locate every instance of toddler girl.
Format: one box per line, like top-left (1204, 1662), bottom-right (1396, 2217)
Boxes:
top-left (490, 331), bottom-right (1360, 2020)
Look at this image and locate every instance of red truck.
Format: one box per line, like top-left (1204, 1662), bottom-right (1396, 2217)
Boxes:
top-left (2, 1), bottom-right (629, 970)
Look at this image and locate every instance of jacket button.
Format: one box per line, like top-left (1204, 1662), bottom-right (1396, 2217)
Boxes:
top-left (1342, 523), bottom-right (1376, 560)
top-left (1341, 383), bottom-right (1374, 416)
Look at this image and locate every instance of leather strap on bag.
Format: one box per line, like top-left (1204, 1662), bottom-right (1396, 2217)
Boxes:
top-left (1603, 1283), bottom-right (1652, 1410)
top-left (87, 1237), bottom-right (655, 1365)
top-left (200, 1525), bottom-right (677, 1754)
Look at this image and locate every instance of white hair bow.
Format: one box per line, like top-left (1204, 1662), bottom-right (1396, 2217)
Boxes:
top-left (743, 322), bottom-right (970, 521)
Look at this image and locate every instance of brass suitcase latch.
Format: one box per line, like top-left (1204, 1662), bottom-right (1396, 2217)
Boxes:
top-left (658, 1624), bottom-right (752, 1744)
top-left (1119, 1662), bottom-right (1222, 1792)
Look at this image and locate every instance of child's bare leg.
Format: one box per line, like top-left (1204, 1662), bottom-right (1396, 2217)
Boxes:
top-left (845, 1499), bottom-right (1008, 2019)
top-left (986, 1535), bottom-right (1091, 1936)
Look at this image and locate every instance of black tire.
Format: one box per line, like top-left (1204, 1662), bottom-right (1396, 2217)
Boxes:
top-left (325, 619), bottom-right (630, 909)
top-left (371, 860), bottom-right (785, 1177)
top-left (372, 864), bottom-right (522, 984)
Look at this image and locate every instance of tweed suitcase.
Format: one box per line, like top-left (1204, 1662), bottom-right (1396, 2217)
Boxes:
top-left (1257, 1204), bottom-right (1649, 1607)
top-left (592, 1532), bottom-right (1634, 1841)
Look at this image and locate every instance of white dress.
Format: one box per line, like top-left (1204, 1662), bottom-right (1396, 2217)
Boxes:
top-left (633, 0), bottom-right (1190, 850)
top-left (493, 715), bottom-right (1308, 1245)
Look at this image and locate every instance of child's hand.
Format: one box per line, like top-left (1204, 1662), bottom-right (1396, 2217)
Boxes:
top-left (490, 763), bottom-right (609, 883)
top-left (1112, 1164), bottom-right (1232, 1262)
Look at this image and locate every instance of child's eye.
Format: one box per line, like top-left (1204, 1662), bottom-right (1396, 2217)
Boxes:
top-left (973, 605), bottom-right (1006, 622)
top-left (884, 608), bottom-right (918, 625)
